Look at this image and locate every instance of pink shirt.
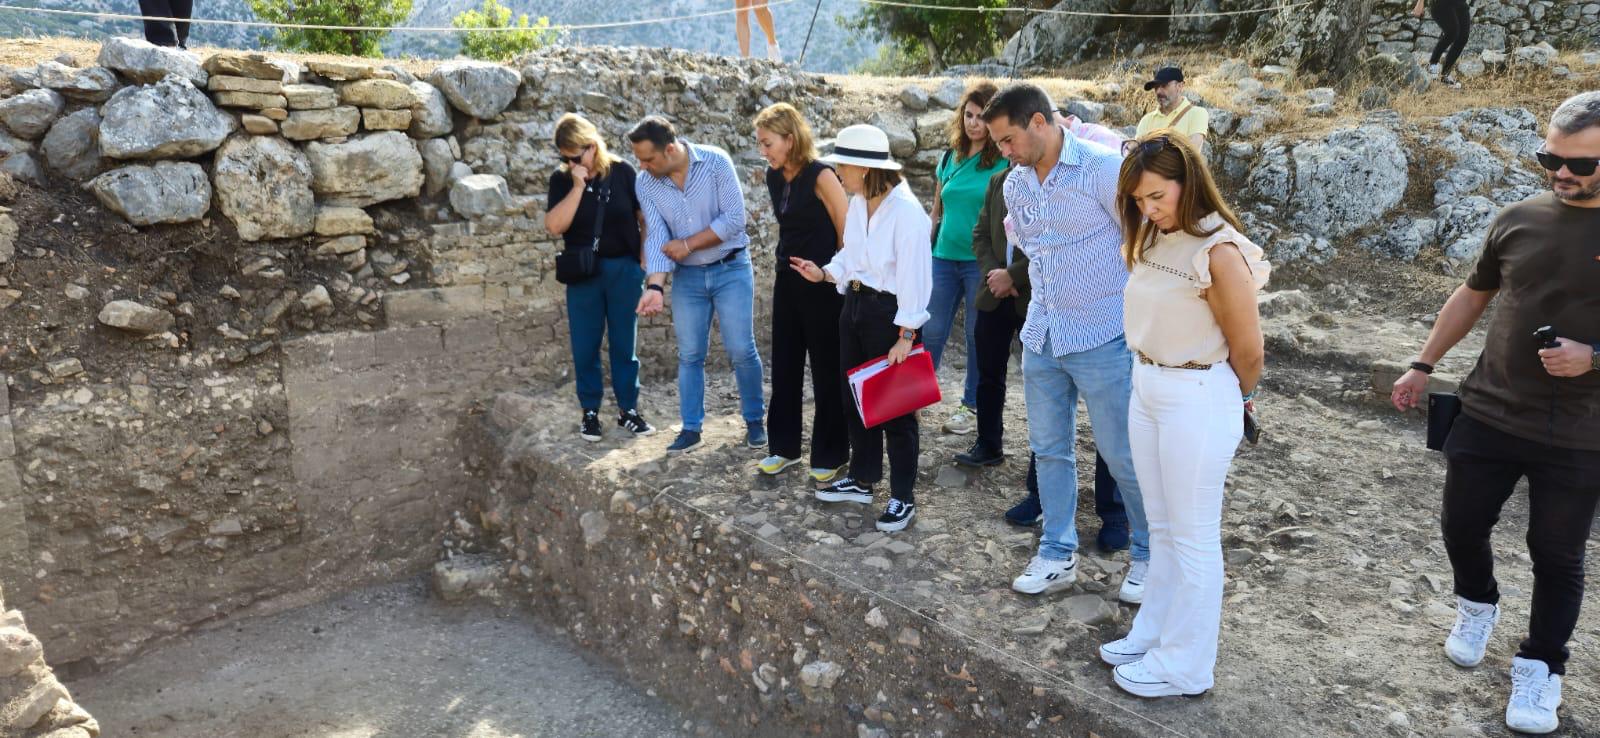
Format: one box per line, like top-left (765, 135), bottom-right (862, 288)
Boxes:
top-left (1062, 114), bottom-right (1126, 151)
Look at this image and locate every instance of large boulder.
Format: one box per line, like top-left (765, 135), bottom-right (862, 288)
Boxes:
top-left (99, 76), bottom-right (236, 159)
top-left (449, 174), bottom-right (513, 218)
top-left (428, 61), bottom-right (520, 119)
top-left (31, 61), bottom-right (120, 102)
top-left (407, 80), bottom-right (453, 139)
top-left (999, 0), bottom-right (1110, 69)
top-left (1434, 195), bottom-right (1500, 265)
top-left (41, 108), bottom-right (105, 180)
top-left (212, 135), bottom-right (316, 241)
top-left (305, 131), bottom-right (424, 207)
top-left (1249, 124), bottom-right (1408, 241)
top-left (89, 162), bottom-right (211, 226)
top-left (0, 89), bottom-right (65, 139)
top-left (97, 36), bottom-right (206, 86)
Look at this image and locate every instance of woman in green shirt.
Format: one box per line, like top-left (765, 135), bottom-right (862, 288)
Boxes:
top-left (926, 81), bottom-right (1009, 436)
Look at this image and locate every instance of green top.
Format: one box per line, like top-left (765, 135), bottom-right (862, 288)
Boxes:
top-left (934, 149), bottom-right (1010, 262)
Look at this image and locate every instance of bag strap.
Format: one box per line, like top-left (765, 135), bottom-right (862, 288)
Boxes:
top-left (1168, 101), bottom-right (1194, 129)
top-left (589, 176), bottom-right (611, 251)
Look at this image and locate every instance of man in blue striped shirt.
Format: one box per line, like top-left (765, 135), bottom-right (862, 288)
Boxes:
top-left (982, 84), bottom-right (1151, 604)
top-left (629, 116), bottom-right (766, 455)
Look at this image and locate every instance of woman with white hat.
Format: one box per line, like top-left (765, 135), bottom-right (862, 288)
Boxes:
top-left (790, 124), bottom-right (933, 532)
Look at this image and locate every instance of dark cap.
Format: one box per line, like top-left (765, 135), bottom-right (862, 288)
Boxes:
top-left (1143, 67), bottom-right (1184, 91)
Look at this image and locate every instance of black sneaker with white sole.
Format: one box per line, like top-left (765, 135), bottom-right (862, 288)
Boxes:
top-left (579, 410), bottom-right (602, 442)
top-left (876, 498), bottom-right (915, 532)
top-left (815, 477), bottom-right (872, 504)
top-left (618, 409), bottom-right (655, 436)
top-left (666, 430), bottom-right (703, 454)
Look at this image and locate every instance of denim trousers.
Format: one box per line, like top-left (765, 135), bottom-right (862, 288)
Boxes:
top-left (566, 255), bottom-right (644, 411)
top-left (670, 252), bottom-right (765, 432)
top-left (922, 256), bottom-right (980, 408)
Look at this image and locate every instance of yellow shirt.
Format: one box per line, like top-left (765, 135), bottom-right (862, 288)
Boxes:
top-left (1136, 102), bottom-right (1210, 139)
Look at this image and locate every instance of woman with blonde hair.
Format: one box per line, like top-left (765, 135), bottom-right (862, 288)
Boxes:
top-left (544, 112), bottom-right (655, 442)
top-left (1097, 131), bottom-right (1269, 698)
top-left (754, 103), bottom-right (852, 482)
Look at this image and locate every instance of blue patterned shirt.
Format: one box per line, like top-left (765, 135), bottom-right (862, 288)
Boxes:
top-left (1002, 128), bottom-right (1127, 356)
top-left (635, 141), bottom-right (750, 275)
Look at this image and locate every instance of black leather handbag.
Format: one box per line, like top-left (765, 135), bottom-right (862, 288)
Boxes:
top-left (555, 177), bottom-right (610, 285)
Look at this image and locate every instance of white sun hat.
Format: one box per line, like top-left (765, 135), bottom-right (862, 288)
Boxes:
top-left (821, 124), bottom-right (902, 170)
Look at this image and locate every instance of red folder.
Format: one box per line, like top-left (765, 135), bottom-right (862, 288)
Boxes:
top-left (847, 344), bottom-right (942, 428)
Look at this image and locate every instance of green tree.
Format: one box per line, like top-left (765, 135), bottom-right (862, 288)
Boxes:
top-left (248, 0), bottom-right (414, 58)
top-left (849, 0), bottom-right (1010, 73)
top-left (453, 0), bottom-right (561, 62)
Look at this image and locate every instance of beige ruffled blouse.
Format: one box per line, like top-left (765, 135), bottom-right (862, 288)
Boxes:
top-left (1124, 213), bottom-right (1271, 367)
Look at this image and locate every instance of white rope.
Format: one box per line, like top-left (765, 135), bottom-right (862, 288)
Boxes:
top-left (854, 0), bottom-right (1314, 18)
top-left (494, 402), bottom-right (1195, 738)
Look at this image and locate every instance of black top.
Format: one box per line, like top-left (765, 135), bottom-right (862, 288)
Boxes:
top-left (546, 161), bottom-right (642, 260)
top-left (766, 161), bottom-right (838, 266)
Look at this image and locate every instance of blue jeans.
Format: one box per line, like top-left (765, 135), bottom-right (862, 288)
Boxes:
top-left (922, 257), bottom-right (980, 408)
top-left (671, 251), bottom-right (765, 432)
top-left (1022, 332), bottom-right (1149, 562)
top-left (567, 255), bottom-right (644, 411)
top-left (1027, 451), bottom-right (1126, 526)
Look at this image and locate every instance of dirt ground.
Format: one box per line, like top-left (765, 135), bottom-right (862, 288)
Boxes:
top-left (65, 580), bottom-right (705, 738)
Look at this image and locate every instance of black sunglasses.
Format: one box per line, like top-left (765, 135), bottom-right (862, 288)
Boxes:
top-left (1122, 135), bottom-right (1172, 158)
top-left (560, 143), bottom-right (593, 165)
top-left (1535, 150), bottom-right (1599, 177)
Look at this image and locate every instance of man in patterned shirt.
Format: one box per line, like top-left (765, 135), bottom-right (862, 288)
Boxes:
top-left (629, 116), bottom-right (767, 455)
top-left (981, 84), bottom-right (1151, 604)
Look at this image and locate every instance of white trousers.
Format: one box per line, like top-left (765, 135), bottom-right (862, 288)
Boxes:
top-left (1123, 361), bottom-right (1243, 693)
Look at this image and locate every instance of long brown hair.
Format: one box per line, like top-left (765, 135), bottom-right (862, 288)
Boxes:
top-left (753, 102), bottom-right (818, 170)
top-left (947, 81), bottom-right (1002, 170)
top-left (1116, 130), bottom-right (1242, 270)
top-left (554, 112), bottom-right (617, 180)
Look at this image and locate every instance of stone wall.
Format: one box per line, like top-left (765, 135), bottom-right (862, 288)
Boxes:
top-left (0, 583), bottom-right (99, 738)
top-left (1368, 0), bottom-right (1600, 59)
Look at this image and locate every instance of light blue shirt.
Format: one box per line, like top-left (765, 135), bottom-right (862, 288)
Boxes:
top-left (635, 141), bottom-right (750, 275)
top-left (1002, 128), bottom-right (1128, 357)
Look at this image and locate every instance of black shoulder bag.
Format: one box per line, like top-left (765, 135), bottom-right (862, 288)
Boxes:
top-left (555, 177), bottom-right (610, 285)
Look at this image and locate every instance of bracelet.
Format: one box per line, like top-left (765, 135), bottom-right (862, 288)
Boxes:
top-left (646, 284), bottom-right (664, 293)
top-left (1242, 390), bottom-right (1257, 402)
top-left (1409, 361), bottom-right (1435, 375)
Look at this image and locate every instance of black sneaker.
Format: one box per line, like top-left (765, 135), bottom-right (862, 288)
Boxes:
top-left (618, 409), bottom-right (655, 436)
top-left (666, 430), bottom-right (702, 455)
top-left (746, 421), bottom-right (768, 449)
top-left (1004, 492), bottom-right (1043, 527)
top-left (579, 410), bottom-right (602, 442)
top-left (876, 498), bottom-right (915, 532)
top-left (954, 441), bottom-right (1004, 467)
top-left (815, 477), bottom-right (872, 504)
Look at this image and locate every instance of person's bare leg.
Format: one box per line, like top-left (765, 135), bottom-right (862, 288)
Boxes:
top-left (754, 0), bottom-right (780, 60)
top-left (735, 0), bottom-right (753, 57)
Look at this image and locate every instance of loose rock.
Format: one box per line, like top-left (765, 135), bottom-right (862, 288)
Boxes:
top-left (89, 162), bottom-right (211, 226)
top-left (97, 299), bottom-right (176, 334)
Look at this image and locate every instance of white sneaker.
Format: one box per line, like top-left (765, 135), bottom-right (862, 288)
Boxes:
top-left (941, 405), bottom-right (975, 435)
top-left (1099, 637), bottom-right (1147, 666)
top-left (1445, 596), bottom-right (1498, 667)
top-left (1113, 658), bottom-right (1204, 698)
top-left (1011, 554), bottom-right (1076, 595)
top-left (1429, 62), bottom-right (1441, 76)
top-left (766, 42), bottom-right (782, 62)
top-left (1119, 559), bottom-right (1150, 605)
top-left (1506, 657), bottom-right (1561, 734)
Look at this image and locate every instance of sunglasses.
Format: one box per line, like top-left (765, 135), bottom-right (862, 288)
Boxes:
top-left (1122, 135), bottom-right (1171, 158)
top-left (559, 144), bottom-right (593, 165)
top-left (1535, 150), bottom-right (1599, 177)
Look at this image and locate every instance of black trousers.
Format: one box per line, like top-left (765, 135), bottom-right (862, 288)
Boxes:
top-left (768, 270), bottom-right (848, 468)
top-left (139, 0), bottom-right (193, 47)
top-left (974, 300), bottom-right (1025, 452)
top-left (1429, 0), bottom-right (1472, 76)
top-left (840, 289), bottom-right (919, 503)
top-left (1442, 412), bottom-right (1600, 674)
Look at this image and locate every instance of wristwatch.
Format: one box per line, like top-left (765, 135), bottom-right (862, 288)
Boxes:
top-left (1591, 347), bottom-right (1599, 372)
top-left (898, 329), bottom-right (917, 342)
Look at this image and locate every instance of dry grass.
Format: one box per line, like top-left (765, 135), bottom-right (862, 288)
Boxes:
top-left (0, 35), bottom-right (448, 75)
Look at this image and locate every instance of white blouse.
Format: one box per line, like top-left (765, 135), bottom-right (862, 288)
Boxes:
top-left (1124, 213), bottom-right (1271, 367)
top-left (822, 180), bottom-right (933, 329)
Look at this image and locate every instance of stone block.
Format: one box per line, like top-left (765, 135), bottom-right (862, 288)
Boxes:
top-left (384, 285), bottom-right (486, 324)
top-left (240, 114), bottom-right (278, 135)
top-left (374, 325), bottom-right (445, 365)
top-left (203, 52), bottom-right (287, 80)
top-left (307, 60), bottom-right (376, 81)
top-left (362, 108), bottom-right (412, 131)
top-left (212, 90), bottom-right (288, 109)
top-left (281, 106), bottom-right (359, 141)
top-left (283, 331), bottom-right (377, 372)
top-left (1371, 360), bottom-right (1460, 397)
top-left (207, 75), bottom-right (284, 95)
top-left (340, 78), bottom-right (417, 109)
top-left (444, 318), bottom-right (502, 355)
top-left (314, 206), bottom-right (374, 236)
top-left (283, 84), bottom-right (338, 110)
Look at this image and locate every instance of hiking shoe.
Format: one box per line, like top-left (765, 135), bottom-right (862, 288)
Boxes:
top-left (1011, 554), bottom-right (1076, 595)
top-left (579, 410), bottom-right (602, 442)
top-left (1114, 659), bottom-right (1205, 698)
top-left (1004, 493), bottom-right (1043, 527)
top-left (954, 441), bottom-right (1004, 467)
top-left (1119, 559), bottom-right (1150, 605)
top-left (618, 409), bottom-right (655, 436)
top-left (1099, 637), bottom-right (1148, 667)
top-left (810, 464), bottom-right (847, 483)
top-left (1506, 657), bottom-right (1562, 735)
top-left (1097, 520), bottom-right (1130, 552)
top-left (758, 454), bottom-right (801, 475)
top-left (941, 405), bottom-right (976, 435)
top-left (746, 421), bottom-right (768, 449)
top-left (876, 498), bottom-right (916, 532)
top-left (815, 477), bottom-right (872, 504)
top-left (1446, 596), bottom-right (1499, 668)
top-left (666, 430), bottom-right (703, 455)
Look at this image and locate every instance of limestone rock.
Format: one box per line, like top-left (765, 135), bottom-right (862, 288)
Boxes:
top-left (362, 108), bottom-right (412, 131)
top-left (1358, 217), bottom-right (1434, 261)
top-left (799, 660), bottom-right (844, 689)
top-left (0, 131), bottom-right (30, 158)
top-left (40, 108), bottom-right (104, 180)
top-left (897, 85), bottom-right (929, 111)
top-left (212, 134), bottom-right (316, 241)
top-left (207, 75), bottom-right (284, 95)
top-left (314, 206), bottom-right (374, 236)
top-left (1250, 124), bottom-right (1408, 241)
top-left (283, 83), bottom-right (338, 110)
top-left (202, 52), bottom-right (284, 81)
top-left (98, 37), bottom-right (206, 86)
top-left (89, 162), bottom-right (210, 226)
top-left (407, 81), bottom-right (453, 138)
top-left (3, 677), bottom-right (69, 733)
top-left (0, 626), bottom-right (41, 676)
top-left (1000, 0), bottom-right (1109, 69)
top-left (281, 106), bottom-right (360, 141)
top-left (339, 78), bottom-right (416, 109)
top-left (99, 76), bottom-right (235, 159)
top-left (866, 112), bottom-right (916, 158)
top-left (96, 299), bottom-right (176, 334)
top-left (307, 60), bottom-right (375, 81)
top-left (0, 88), bottom-right (65, 139)
top-left (240, 114), bottom-right (278, 135)
top-left (1512, 42), bottom-right (1557, 69)
top-left (1062, 593), bottom-right (1116, 625)
top-left (315, 235), bottom-right (366, 256)
top-left (579, 510), bottom-right (608, 547)
top-left (928, 78), bottom-right (965, 110)
top-left (0, 152), bottom-right (40, 183)
top-left (212, 90), bottom-right (288, 109)
top-left (306, 131), bottom-right (424, 207)
top-left (299, 285), bottom-right (332, 313)
top-left (31, 61), bottom-right (119, 102)
top-left (429, 61), bottom-right (520, 119)
top-left (421, 137), bottom-right (455, 196)
top-left (1434, 195), bottom-right (1499, 264)
top-left (449, 173), bottom-right (513, 219)
top-left (0, 213), bottom-right (15, 263)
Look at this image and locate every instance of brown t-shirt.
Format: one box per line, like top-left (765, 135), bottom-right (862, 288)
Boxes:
top-left (1459, 192), bottom-right (1600, 451)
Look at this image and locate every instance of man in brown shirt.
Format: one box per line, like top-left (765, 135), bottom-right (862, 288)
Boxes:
top-left (1392, 90), bottom-right (1600, 736)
